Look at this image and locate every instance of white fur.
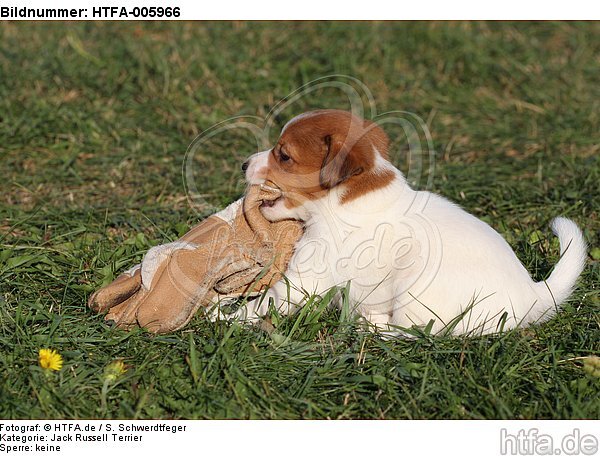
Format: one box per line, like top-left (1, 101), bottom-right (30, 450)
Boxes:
top-left (245, 149), bottom-right (311, 221)
top-left (228, 154), bottom-right (587, 337)
top-left (245, 150), bottom-right (270, 185)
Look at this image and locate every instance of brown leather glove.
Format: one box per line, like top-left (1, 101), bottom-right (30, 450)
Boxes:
top-left (88, 184), bottom-right (303, 333)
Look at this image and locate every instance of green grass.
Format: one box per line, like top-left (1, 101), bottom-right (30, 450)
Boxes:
top-left (0, 22), bottom-right (599, 419)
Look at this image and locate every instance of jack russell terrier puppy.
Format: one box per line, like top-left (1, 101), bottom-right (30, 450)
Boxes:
top-left (219, 109), bottom-right (587, 336)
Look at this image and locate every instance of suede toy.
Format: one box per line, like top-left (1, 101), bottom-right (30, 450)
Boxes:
top-left (88, 184), bottom-right (303, 333)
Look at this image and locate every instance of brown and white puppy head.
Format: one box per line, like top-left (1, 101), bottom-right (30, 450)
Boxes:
top-left (244, 110), bottom-right (393, 222)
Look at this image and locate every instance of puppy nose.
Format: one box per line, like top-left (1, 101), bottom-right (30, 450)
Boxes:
top-left (241, 160), bottom-right (249, 172)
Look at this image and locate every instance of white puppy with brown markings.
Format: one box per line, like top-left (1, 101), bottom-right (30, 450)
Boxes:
top-left (224, 109), bottom-right (586, 336)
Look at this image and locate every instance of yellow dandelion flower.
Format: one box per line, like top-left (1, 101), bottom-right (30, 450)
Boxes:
top-left (104, 360), bottom-right (127, 383)
top-left (38, 348), bottom-right (63, 371)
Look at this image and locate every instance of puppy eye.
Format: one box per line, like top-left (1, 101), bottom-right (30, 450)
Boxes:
top-left (279, 151), bottom-right (291, 162)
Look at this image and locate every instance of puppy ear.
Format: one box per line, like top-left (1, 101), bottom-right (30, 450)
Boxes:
top-left (363, 119), bottom-right (390, 159)
top-left (319, 134), bottom-right (365, 189)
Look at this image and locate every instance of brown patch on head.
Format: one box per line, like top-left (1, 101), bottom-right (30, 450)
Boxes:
top-left (264, 110), bottom-right (393, 208)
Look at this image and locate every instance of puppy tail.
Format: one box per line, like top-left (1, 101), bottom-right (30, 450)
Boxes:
top-left (535, 217), bottom-right (587, 312)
